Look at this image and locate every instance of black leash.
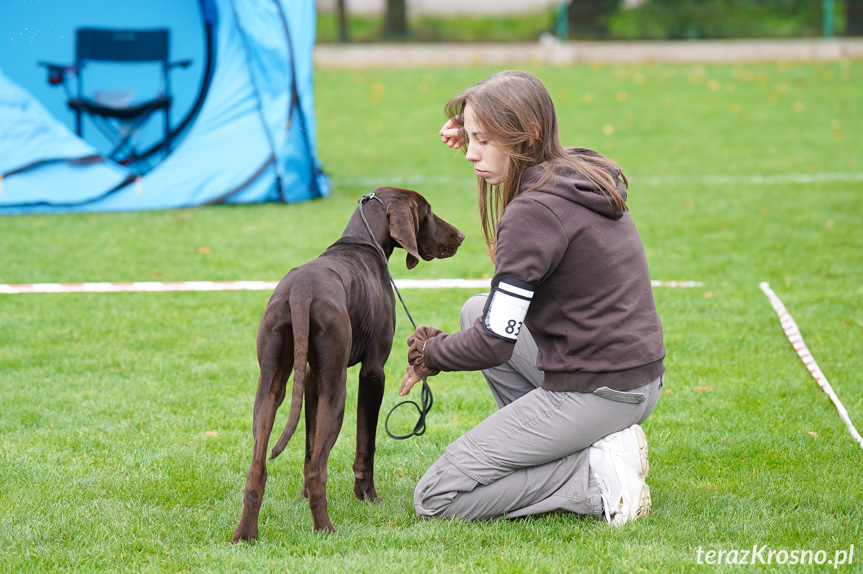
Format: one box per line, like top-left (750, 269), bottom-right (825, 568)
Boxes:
top-left (357, 193), bottom-right (434, 440)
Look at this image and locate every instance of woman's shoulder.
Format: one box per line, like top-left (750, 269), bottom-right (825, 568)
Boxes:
top-left (523, 149), bottom-right (609, 180)
top-left (565, 146), bottom-right (602, 158)
top-left (505, 187), bottom-right (567, 225)
top-left (564, 147), bottom-right (624, 180)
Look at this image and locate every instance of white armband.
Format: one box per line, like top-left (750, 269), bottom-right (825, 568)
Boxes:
top-left (483, 276), bottom-right (535, 342)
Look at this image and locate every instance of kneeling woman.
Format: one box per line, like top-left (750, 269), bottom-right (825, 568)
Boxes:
top-left (399, 70), bottom-right (666, 526)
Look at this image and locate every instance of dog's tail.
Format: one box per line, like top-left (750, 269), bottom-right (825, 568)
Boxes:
top-left (270, 293), bottom-right (311, 460)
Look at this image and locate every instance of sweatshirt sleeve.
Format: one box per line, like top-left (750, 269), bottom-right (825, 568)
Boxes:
top-left (424, 196), bottom-right (568, 372)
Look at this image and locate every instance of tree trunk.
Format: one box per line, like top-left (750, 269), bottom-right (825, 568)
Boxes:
top-left (337, 0), bottom-right (349, 43)
top-left (383, 0), bottom-right (409, 40)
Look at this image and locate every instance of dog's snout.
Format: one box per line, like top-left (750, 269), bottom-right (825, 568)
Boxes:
top-left (437, 228), bottom-right (464, 259)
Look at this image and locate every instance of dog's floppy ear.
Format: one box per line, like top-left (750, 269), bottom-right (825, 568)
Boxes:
top-left (386, 198), bottom-right (421, 269)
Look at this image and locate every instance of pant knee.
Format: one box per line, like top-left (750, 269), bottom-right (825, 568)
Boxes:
top-left (460, 293), bottom-right (488, 331)
top-left (414, 469), bottom-right (458, 518)
top-left (414, 454), bottom-right (481, 519)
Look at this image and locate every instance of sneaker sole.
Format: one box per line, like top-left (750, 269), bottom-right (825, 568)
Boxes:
top-left (611, 424), bottom-right (651, 526)
top-left (632, 424), bottom-right (650, 480)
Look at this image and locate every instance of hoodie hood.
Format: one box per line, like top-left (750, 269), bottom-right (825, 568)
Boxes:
top-left (520, 148), bottom-right (627, 220)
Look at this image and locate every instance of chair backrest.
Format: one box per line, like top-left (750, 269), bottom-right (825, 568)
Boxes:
top-left (76, 28), bottom-right (169, 65)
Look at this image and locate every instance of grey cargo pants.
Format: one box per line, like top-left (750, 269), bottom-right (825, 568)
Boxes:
top-left (414, 294), bottom-right (662, 521)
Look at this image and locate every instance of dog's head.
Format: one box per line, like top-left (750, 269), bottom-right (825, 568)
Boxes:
top-left (374, 186), bottom-right (465, 270)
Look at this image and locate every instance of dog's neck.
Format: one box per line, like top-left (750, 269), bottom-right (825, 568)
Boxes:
top-left (341, 203), bottom-right (394, 260)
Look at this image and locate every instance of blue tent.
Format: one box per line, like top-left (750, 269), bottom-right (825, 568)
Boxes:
top-left (0, 0), bottom-right (330, 214)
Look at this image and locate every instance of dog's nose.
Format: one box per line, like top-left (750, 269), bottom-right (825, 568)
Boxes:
top-left (456, 231), bottom-right (465, 244)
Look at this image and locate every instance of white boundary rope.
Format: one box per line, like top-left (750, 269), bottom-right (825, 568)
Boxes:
top-left (759, 282), bottom-right (863, 450)
top-left (340, 172), bottom-right (863, 189)
top-left (0, 279), bottom-right (701, 295)
top-left (0, 281), bottom-right (281, 294)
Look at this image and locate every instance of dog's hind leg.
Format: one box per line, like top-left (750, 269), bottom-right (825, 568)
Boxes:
top-left (304, 319), bottom-right (350, 534)
top-left (353, 363), bottom-right (385, 502)
top-left (305, 374), bottom-right (347, 533)
top-left (232, 330), bottom-right (293, 543)
top-left (301, 370), bottom-right (320, 500)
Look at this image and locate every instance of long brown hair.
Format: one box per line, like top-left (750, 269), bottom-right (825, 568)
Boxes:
top-left (445, 70), bottom-right (628, 260)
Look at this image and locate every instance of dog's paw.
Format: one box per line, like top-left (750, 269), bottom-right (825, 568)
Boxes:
top-left (354, 481), bottom-right (381, 502)
top-left (231, 525), bottom-right (258, 544)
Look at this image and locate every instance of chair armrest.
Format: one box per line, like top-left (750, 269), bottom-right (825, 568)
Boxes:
top-left (38, 61), bottom-right (73, 71)
top-left (37, 61), bottom-right (76, 86)
top-left (168, 59), bottom-right (193, 70)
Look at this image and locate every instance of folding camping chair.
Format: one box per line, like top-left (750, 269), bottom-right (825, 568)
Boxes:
top-left (39, 28), bottom-right (191, 164)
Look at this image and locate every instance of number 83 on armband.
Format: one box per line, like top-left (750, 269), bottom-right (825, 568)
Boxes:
top-left (483, 276), bottom-right (535, 342)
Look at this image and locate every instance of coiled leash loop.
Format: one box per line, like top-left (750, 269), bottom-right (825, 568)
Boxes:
top-left (358, 193), bottom-right (434, 440)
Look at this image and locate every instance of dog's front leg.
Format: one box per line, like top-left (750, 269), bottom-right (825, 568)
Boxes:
top-left (354, 363), bottom-right (385, 501)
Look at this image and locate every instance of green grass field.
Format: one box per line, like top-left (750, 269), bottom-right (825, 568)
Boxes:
top-left (1, 59), bottom-right (861, 572)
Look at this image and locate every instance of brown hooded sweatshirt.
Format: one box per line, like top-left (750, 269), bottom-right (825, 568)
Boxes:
top-left (424, 149), bottom-right (666, 393)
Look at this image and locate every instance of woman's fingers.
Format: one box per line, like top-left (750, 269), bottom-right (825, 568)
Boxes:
top-left (439, 118), bottom-right (463, 148)
top-left (399, 365), bottom-right (421, 396)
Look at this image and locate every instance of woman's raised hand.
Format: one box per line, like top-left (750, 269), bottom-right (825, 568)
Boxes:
top-left (439, 117), bottom-right (464, 149)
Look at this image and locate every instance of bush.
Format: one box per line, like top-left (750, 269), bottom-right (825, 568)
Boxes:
top-left (567, 0), bottom-right (621, 38)
top-left (316, 0), bottom-right (849, 42)
top-left (608, 0), bottom-right (838, 39)
top-left (316, 11), bottom-right (555, 43)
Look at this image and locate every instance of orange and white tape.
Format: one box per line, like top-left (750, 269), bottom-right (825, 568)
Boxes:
top-left (0, 281), bottom-right (280, 294)
top-left (760, 282), bottom-right (863, 450)
top-left (0, 278), bottom-right (700, 295)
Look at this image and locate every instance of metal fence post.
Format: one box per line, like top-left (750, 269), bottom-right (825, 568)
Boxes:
top-left (557, 0), bottom-right (569, 41)
top-left (824, 0), bottom-right (835, 37)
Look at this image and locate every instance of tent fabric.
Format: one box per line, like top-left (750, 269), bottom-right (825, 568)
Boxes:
top-left (0, 0), bottom-right (329, 214)
top-left (0, 69), bottom-right (135, 206)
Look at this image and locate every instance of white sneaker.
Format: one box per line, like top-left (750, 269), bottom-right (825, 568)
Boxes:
top-left (589, 424), bottom-right (651, 526)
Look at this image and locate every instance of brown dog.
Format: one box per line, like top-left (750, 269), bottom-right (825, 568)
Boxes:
top-left (232, 187), bottom-right (464, 540)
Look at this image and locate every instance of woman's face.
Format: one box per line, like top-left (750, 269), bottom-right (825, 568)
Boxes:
top-left (462, 102), bottom-right (507, 186)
